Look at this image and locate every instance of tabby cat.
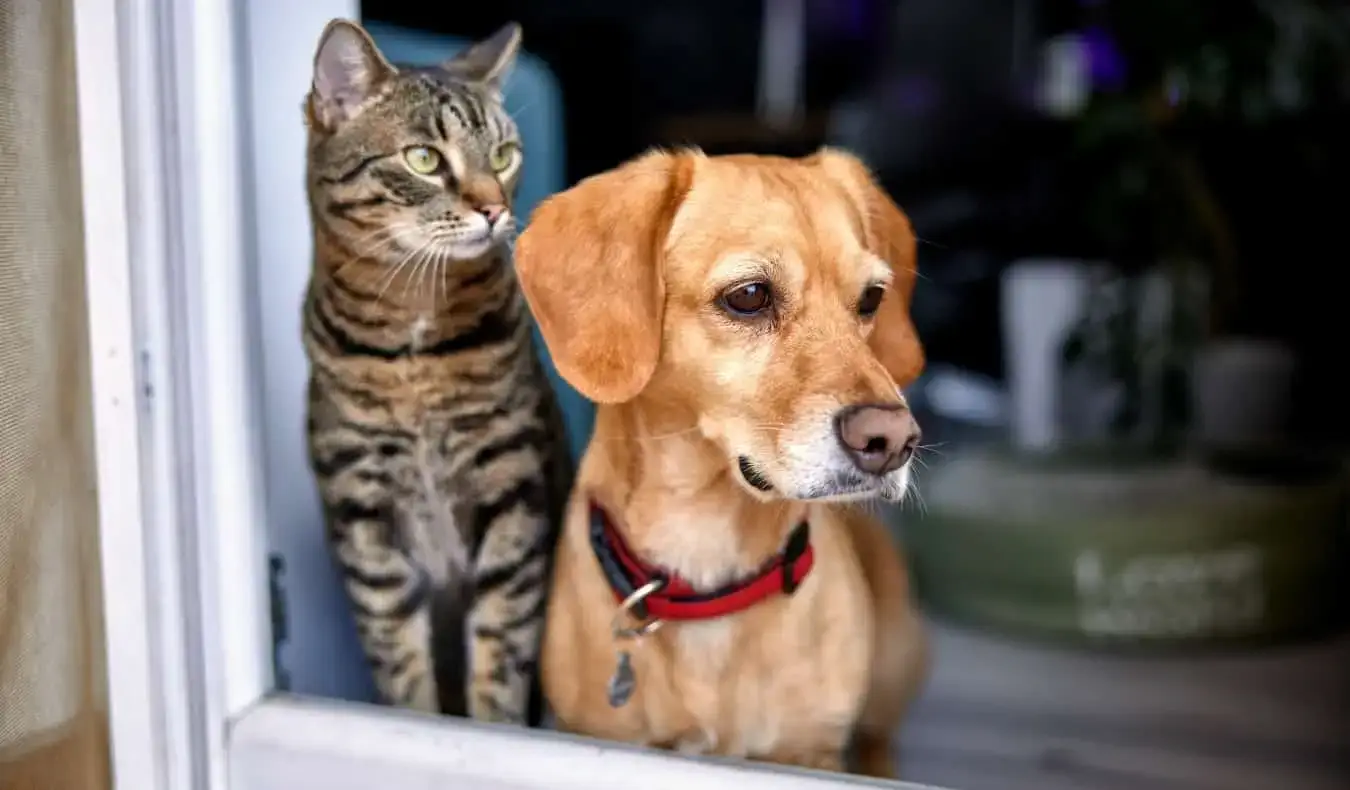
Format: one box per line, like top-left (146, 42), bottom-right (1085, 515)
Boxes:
top-left (300, 19), bottom-right (571, 725)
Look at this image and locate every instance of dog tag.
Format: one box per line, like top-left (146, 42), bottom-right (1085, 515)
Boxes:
top-left (607, 650), bottom-right (636, 708)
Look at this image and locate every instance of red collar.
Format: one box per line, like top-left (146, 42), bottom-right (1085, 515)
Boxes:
top-left (588, 501), bottom-right (815, 622)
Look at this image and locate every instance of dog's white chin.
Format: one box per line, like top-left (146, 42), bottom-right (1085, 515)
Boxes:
top-left (733, 458), bottom-right (912, 504)
top-left (806, 461), bottom-right (913, 503)
top-left (729, 414), bottom-right (915, 504)
top-left (800, 473), bottom-right (908, 503)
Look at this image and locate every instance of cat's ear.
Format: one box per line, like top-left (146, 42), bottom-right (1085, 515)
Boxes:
top-left (308, 19), bottom-right (396, 130)
top-left (515, 150), bottom-right (696, 404)
top-left (442, 22), bottom-right (522, 94)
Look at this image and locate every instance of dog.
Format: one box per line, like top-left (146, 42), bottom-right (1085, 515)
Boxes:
top-left (514, 148), bottom-right (928, 777)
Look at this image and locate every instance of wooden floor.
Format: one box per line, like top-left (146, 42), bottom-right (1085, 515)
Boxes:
top-left (897, 621), bottom-right (1350, 790)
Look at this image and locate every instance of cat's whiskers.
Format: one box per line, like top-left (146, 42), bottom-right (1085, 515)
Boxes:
top-left (373, 244), bottom-right (418, 301)
top-left (402, 245), bottom-right (439, 304)
top-left (351, 222), bottom-right (411, 252)
top-left (435, 246), bottom-right (452, 308)
top-left (377, 241), bottom-right (433, 306)
top-left (414, 245), bottom-right (434, 300)
top-left (328, 224), bottom-right (413, 283)
top-left (424, 242), bottom-right (451, 307)
top-left (351, 223), bottom-right (414, 260)
top-left (414, 226), bottom-right (455, 312)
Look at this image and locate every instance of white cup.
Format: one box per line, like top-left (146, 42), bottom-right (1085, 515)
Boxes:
top-left (1001, 260), bottom-right (1098, 453)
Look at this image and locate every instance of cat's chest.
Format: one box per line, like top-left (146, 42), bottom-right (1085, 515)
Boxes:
top-left (376, 319), bottom-right (463, 427)
top-left (408, 314), bottom-right (435, 350)
top-left (392, 418), bottom-right (471, 580)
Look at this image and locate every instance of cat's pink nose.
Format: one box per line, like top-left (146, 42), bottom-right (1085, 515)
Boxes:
top-left (478, 204), bottom-right (507, 225)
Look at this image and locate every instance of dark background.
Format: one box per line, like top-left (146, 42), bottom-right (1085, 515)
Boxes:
top-left (363, 0), bottom-right (1350, 446)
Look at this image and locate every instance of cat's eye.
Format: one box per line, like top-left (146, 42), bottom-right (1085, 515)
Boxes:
top-left (489, 142), bottom-right (520, 173)
top-left (403, 146), bottom-right (443, 175)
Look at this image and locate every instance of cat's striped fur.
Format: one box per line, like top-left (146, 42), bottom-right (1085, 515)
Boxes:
top-left (300, 19), bottom-right (571, 725)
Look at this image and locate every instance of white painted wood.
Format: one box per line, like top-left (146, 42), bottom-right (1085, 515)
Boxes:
top-left (73, 2), bottom-right (167, 788)
top-left (168, 0), bottom-right (275, 724)
top-left (77, 0), bottom-right (272, 787)
top-left (230, 697), bottom-right (944, 790)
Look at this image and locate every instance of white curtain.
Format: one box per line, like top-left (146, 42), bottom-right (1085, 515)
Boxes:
top-left (0, 0), bottom-right (109, 786)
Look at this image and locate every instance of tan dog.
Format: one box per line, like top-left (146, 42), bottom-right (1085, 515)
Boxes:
top-left (514, 148), bottom-right (928, 777)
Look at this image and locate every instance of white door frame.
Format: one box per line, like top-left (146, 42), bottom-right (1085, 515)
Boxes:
top-left (75, 0), bottom-right (272, 787)
top-left (74, 0), bottom-right (942, 787)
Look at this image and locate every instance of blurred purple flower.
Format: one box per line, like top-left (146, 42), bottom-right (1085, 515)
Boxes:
top-left (1082, 24), bottom-right (1127, 91)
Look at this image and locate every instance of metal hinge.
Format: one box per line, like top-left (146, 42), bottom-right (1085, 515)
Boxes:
top-left (267, 552), bottom-right (292, 691)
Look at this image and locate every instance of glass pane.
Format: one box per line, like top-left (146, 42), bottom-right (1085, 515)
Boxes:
top-left (263, 3), bottom-right (1350, 788)
top-left (0, 0), bottom-right (110, 786)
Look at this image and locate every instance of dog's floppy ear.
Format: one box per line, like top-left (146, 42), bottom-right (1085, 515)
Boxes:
top-left (516, 150), bottom-right (695, 404)
top-left (810, 148), bottom-right (925, 387)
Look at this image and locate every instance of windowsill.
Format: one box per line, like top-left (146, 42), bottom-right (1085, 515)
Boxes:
top-left (229, 696), bottom-right (947, 790)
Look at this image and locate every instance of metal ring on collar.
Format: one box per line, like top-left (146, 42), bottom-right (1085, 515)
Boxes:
top-left (611, 579), bottom-right (665, 640)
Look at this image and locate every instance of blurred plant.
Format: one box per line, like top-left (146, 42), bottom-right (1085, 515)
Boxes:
top-left (1056, 0), bottom-right (1350, 455)
top-left (1073, 0), bottom-right (1350, 322)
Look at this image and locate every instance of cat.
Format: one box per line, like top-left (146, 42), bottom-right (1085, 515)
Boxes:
top-left (300, 18), bottom-right (571, 726)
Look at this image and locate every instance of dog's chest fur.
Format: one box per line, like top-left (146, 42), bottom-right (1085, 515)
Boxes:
top-left (636, 510), bottom-right (872, 760)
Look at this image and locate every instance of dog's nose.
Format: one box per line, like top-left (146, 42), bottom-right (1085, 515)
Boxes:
top-left (834, 404), bottom-right (921, 476)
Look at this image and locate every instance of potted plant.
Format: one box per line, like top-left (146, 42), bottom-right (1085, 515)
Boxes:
top-left (1055, 0), bottom-right (1350, 459)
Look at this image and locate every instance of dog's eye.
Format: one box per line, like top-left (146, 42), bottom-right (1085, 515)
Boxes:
top-left (858, 285), bottom-right (885, 318)
top-left (721, 282), bottom-right (773, 316)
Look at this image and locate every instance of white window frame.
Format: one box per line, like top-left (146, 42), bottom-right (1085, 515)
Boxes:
top-left (73, 0), bottom-right (944, 788)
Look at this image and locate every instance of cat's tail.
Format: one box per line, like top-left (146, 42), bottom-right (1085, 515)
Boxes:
top-left (430, 581), bottom-right (471, 717)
